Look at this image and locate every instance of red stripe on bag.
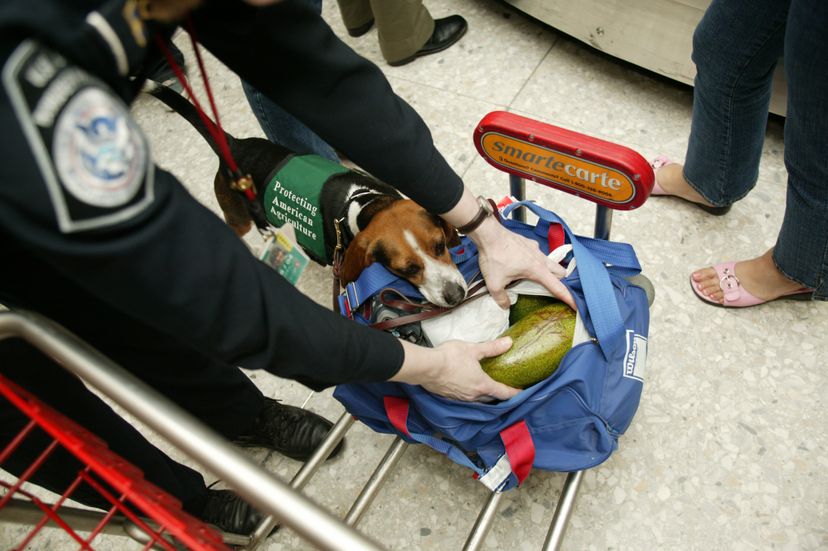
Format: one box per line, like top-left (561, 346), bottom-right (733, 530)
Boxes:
top-left (548, 223), bottom-right (565, 251)
top-left (500, 420), bottom-right (535, 484)
top-left (383, 396), bottom-right (411, 437)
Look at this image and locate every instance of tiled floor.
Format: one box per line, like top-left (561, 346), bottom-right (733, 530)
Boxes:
top-left (3, 1), bottom-right (827, 550)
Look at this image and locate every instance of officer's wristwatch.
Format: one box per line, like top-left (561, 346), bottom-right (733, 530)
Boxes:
top-left (456, 196), bottom-right (495, 235)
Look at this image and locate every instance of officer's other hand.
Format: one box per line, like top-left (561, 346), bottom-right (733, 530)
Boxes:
top-left (394, 339), bottom-right (520, 402)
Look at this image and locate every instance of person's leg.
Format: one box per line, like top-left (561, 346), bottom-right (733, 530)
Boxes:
top-left (768, 0), bottom-right (827, 297)
top-left (691, 0), bottom-right (828, 304)
top-left (34, 279), bottom-right (341, 454)
top-left (0, 340), bottom-right (210, 514)
top-left (240, 0), bottom-right (338, 162)
top-left (0, 260), bottom-right (259, 512)
top-left (656, 0), bottom-right (789, 207)
top-left (335, 0), bottom-right (374, 37)
top-left (241, 81), bottom-right (338, 162)
top-left (5, 264), bottom-right (266, 438)
top-left (0, 342), bottom-right (285, 536)
top-left (1, 251), bottom-right (335, 455)
top-left (370, 0), bottom-right (434, 65)
top-left (98, 319), bottom-right (266, 440)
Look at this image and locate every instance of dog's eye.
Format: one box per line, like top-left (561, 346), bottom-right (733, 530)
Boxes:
top-left (401, 264), bottom-right (421, 277)
top-left (434, 241), bottom-right (446, 256)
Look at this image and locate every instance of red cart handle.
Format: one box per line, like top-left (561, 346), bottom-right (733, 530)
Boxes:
top-left (474, 111), bottom-right (654, 210)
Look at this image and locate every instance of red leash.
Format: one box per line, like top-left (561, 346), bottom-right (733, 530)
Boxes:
top-left (154, 20), bottom-right (257, 204)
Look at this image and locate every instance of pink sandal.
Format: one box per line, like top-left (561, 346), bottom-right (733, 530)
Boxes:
top-left (650, 155), bottom-right (731, 216)
top-left (690, 261), bottom-right (813, 308)
top-left (650, 155), bottom-right (673, 196)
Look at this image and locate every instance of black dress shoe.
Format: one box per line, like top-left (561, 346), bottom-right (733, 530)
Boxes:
top-left (199, 489), bottom-right (267, 536)
top-left (232, 398), bottom-right (344, 461)
top-left (388, 15), bottom-right (468, 67)
top-left (347, 18), bottom-right (374, 37)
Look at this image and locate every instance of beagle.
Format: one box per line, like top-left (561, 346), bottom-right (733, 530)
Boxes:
top-left (148, 84), bottom-right (468, 307)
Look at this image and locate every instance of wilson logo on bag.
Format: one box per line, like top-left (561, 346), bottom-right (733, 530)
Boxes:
top-left (623, 330), bottom-right (647, 382)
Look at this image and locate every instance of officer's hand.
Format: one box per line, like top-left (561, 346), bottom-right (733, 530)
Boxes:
top-left (392, 339), bottom-right (520, 402)
top-left (470, 217), bottom-right (576, 310)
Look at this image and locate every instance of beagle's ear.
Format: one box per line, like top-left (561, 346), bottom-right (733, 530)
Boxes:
top-left (340, 232), bottom-right (373, 283)
top-left (440, 219), bottom-right (462, 248)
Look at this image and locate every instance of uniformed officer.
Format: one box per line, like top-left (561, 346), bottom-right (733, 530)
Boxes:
top-left (0, 0), bottom-right (574, 535)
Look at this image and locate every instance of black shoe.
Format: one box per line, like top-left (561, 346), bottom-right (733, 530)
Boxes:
top-left (388, 15), bottom-right (468, 67)
top-left (232, 398), bottom-right (344, 462)
top-left (199, 489), bottom-right (267, 536)
top-left (347, 18), bottom-right (374, 37)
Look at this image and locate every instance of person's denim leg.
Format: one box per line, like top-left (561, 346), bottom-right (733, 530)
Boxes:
top-left (683, 0), bottom-right (789, 206)
top-left (239, 0), bottom-right (337, 163)
top-left (241, 80), bottom-right (338, 162)
top-left (772, 0), bottom-right (828, 299)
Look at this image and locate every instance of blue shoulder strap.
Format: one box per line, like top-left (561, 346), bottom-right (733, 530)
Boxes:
top-left (575, 236), bottom-right (641, 276)
top-left (502, 201), bottom-right (626, 357)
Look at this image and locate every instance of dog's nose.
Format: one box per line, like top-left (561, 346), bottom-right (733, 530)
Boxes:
top-left (442, 282), bottom-right (466, 307)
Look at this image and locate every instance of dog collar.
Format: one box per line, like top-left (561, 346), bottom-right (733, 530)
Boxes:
top-left (333, 187), bottom-right (385, 248)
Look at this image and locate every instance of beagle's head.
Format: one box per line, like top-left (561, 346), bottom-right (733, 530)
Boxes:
top-left (340, 199), bottom-right (467, 307)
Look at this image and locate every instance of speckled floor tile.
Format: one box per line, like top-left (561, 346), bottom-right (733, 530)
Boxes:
top-left (328, 1), bottom-right (556, 107)
top-left (3, 1), bottom-right (826, 550)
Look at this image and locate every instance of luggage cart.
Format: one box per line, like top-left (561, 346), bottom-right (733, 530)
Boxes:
top-left (1, 111), bottom-right (653, 551)
top-left (0, 310), bottom-right (381, 551)
top-left (245, 112), bottom-right (655, 550)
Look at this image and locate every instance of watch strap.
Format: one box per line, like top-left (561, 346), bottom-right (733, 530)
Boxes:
top-left (456, 196), bottom-right (493, 234)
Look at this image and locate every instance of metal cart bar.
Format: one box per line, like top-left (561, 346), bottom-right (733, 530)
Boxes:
top-left (0, 310), bottom-right (383, 551)
top-left (462, 491), bottom-right (505, 551)
top-left (509, 174), bottom-right (527, 223)
top-left (593, 205), bottom-right (613, 241)
top-left (291, 412), bottom-right (356, 492)
top-left (1, 499), bottom-right (252, 548)
top-left (345, 436), bottom-right (409, 527)
top-left (245, 412), bottom-right (356, 548)
top-left (510, 173), bottom-right (613, 241)
top-left (542, 470), bottom-right (585, 550)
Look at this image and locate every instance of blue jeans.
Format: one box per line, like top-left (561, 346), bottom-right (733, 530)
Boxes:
top-left (240, 0), bottom-right (338, 163)
top-left (241, 80), bottom-right (338, 162)
top-left (683, 0), bottom-right (828, 299)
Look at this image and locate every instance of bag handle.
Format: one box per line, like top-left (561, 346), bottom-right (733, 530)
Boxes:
top-left (503, 201), bottom-right (625, 356)
top-left (543, 221), bottom-right (641, 275)
top-left (575, 235), bottom-right (641, 274)
top-left (384, 397), bottom-right (535, 489)
top-left (369, 280), bottom-right (487, 331)
top-left (498, 421), bottom-right (535, 484)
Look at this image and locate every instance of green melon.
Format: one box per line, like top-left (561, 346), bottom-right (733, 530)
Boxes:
top-left (481, 303), bottom-right (576, 389)
top-left (509, 294), bottom-right (561, 325)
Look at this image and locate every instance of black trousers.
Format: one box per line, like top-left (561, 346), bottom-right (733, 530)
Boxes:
top-left (0, 262), bottom-right (264, 514)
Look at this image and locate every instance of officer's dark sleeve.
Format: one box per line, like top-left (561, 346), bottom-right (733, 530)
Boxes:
top-left (191, 0), bottom-right (465, 215)
top-left (0, 44), bottom-right (403, 390)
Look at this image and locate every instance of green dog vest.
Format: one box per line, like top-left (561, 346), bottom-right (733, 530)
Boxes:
top-left (263, 154), bottom-right (350, 263)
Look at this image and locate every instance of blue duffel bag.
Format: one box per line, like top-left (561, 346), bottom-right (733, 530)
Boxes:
top-left (333, 201), bottom-right (649, 492)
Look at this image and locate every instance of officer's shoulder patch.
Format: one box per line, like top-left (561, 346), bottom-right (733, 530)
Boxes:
top-left (2, 40), bottom-right (153, 232)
